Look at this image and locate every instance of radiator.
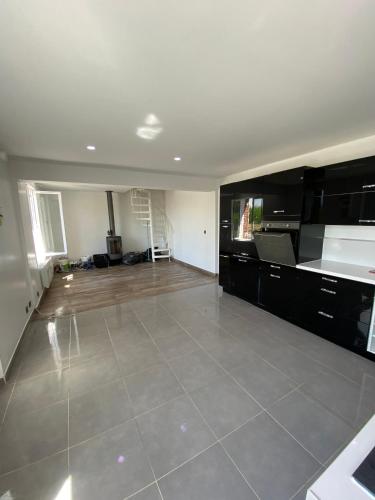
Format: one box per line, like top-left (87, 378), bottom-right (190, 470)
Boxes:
top-left (40, 258), bottom-right (54, 288)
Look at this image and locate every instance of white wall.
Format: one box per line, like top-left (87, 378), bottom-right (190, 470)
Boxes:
top-left (0, 157), bottom-right (32, 378)
top-left (165, 190), bottom-right (217, 274)
top-left (118, 191), bottom-right (150, 253)
top-left (61, 190), bottom-right (121, 259)
top-left (118, 189), bottom-right (168, 253)
top-left (322, 226), bottom-right (375, 267)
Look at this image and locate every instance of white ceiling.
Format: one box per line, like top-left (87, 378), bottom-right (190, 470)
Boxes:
top-left (1, 0), bottom-right (375, 177)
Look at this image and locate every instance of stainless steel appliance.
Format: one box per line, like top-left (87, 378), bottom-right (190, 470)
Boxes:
top-left (253, 221), bottom-right (300, 266)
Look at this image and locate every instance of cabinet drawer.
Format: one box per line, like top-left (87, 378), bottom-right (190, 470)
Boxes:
top-left (310, 276), bottom-right (374, 324)
top-left (311, 310), bottom-right (369, 352)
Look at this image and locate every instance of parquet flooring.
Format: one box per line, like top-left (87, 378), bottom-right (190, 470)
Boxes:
top-left (35, 260), bottom-right (216, 317)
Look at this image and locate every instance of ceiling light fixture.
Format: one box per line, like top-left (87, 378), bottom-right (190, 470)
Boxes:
top-left (86, 145), bottom-right (96, 151)
top-left (174, 156), bottom-right (182, 161)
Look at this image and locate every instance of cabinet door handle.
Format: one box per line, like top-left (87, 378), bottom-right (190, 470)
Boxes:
top-left (321, 276), bottom-right (337, 284)
top-left (320, 288), bottom-right (336, 295)
top-left (240, 252), bottom-right (249, 256)
top-left (238, 259), bottom-right (247, 263)
top-left (219, 254), bottom-right (230, 259)
top-left (358, 219), bottom-right (375, 223)
top-left (221, 219), bottom-right (229, 222)
top-left (318, 310), bottom-right (334, 319)
top-left (221, 225), bottom-right (230, 229)
top-left (270, 274), bottom-right (281, 279)
top-left (270, 264), bottom-right (281, 269)
top-left (362, 184), bottom-right (375, 189)
top-left (273, 210), bottom-right (285, 213)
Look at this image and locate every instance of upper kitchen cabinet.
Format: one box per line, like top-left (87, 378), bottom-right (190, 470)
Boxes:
top-left (262, 167), bottom-right (306, 221)
top-left (220, 184), bottom-right (235, 223)
top-left (307, 156), bottom-right (375, 196)
top-left (303, 157), bottom-right (375, 225)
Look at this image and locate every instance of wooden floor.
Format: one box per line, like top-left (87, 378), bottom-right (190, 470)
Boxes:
top-left (35, 260), bottom-right (216, 317)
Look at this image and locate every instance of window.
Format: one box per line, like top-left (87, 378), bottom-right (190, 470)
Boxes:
top-left (231, 197), bottom-right (263, 241)
top-left (27, 187), bottom-right (67, 265)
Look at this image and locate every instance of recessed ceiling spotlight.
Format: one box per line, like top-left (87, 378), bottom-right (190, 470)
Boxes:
top-left (174, 156), bottom-right (181, 161)
top-left (86, 145), bottom-right (96, 151)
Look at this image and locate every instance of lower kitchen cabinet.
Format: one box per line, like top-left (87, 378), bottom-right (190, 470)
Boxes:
top-left (229, 254), bottom-right (259, 303)
top-left (219, 253), bottom-right (231, 292)
top-left (219, 258), bottom-right (374, 359)
top-left (258, 262), bottom-right (298, 320)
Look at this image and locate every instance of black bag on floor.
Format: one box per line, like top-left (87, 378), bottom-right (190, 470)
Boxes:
top-left (93, 254), bottom-right (109, 268)
top-left (122, 252), bottom-right (144, 265)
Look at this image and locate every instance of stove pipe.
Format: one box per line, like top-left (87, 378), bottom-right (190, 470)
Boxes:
top-left (106, 191), bottom-right (116, 236)
top-left (105, 191), bottom-right (122, 262)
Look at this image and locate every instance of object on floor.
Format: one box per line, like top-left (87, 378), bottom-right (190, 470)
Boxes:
top-left (123, 252), bottom-right (144, 265)
top-left (93, 254), bottom-right (109, 268)
top-left (57, 258), bottom-right (70, 272)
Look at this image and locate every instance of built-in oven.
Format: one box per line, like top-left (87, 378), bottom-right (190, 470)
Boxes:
top-left (253, 221), bottom-right (300, 266)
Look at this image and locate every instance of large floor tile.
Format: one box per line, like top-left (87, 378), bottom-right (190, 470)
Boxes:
top-left (115, 340), bottom-right (163, 377)
top-left (262, 344), bottom-right (327, 384)
top-left (168, 349), bottom-right (225, 392)
top-left (27, 317), bottom-right (71, 356)
top-left (17, 346), bottom-right (69, 381)
top-left (69, 420), bottom-right (154, 500)
top-left (199, 334), bottom-right (255, 371)
top-left (229, 353), bottom-right (297, 407)
top-left (69, 379), bottom-right (133, 446)
top-left (269, 389), bottom-right (353, 463)
top-left (69, 331), bottom-right (113, 365)
top-left (137, 395), bottom-right (215, 477)
top-left (300, 369), bottom-right (375, 429)
top-left (0, 400), bottom-right (68, 475)
top-left (130, 484), bottom-right (162, 500)
top-left (0, 451), bottom-right (68, 500)
top-left (0, 383), bottom-right (14, 423)
top-left (108, 322), bottom-right (150, 346)
top-left (67, 352), bottom-right (120, 398)
top-left (141, 314), bottom-right (184, 339)
top-left (154, 331), bottom-right (198, 360)
top-left (126, 363), bottom-right (183, 415)
top-left (6, 370), bottom-right (68, 418)
top-left (222, 412), bottom-right (320, 500)
top-left (190, 376), bottom-right (261, 438)
top-left (158, 443), bottom-right (257, 500)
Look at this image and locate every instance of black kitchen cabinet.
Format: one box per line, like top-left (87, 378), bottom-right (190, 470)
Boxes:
top-left (219, 253), bottom-right (231, 292)
top-left (262, 167), bottom-right (305, 221)
top-left (308, 191), bottom-right (375, 225)
top-left (219, 186), bottom-right (233, 223)
top-left (229, 255), bottom-right (259, 304)
top-left (258, 262), bottom-right (298, 319)
top-left (311, 157), bottom-right (375, 197)
top-left (294, 271), bottom-right (374, 354)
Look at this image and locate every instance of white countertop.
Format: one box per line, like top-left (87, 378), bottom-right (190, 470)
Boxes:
top-left (307, 415), bottom-right (375, 500)
top-left (296, 259), bottom-right (375, 285)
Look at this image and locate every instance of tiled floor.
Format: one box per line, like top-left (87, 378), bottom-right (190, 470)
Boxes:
top-left (1, 283), bottom-right (375, 500)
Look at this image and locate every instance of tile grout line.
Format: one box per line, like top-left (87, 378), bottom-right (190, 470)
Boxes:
top-left (105, 315), bottom-right (166, 500)
top-left (157, 302), bottom-right (326, 468)
top-left (288, 465), bottom-right (325, 500)
top-left (134, 309), bottom-right (261, 500)
top-left (67, 315), bottom-right (72, 471)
